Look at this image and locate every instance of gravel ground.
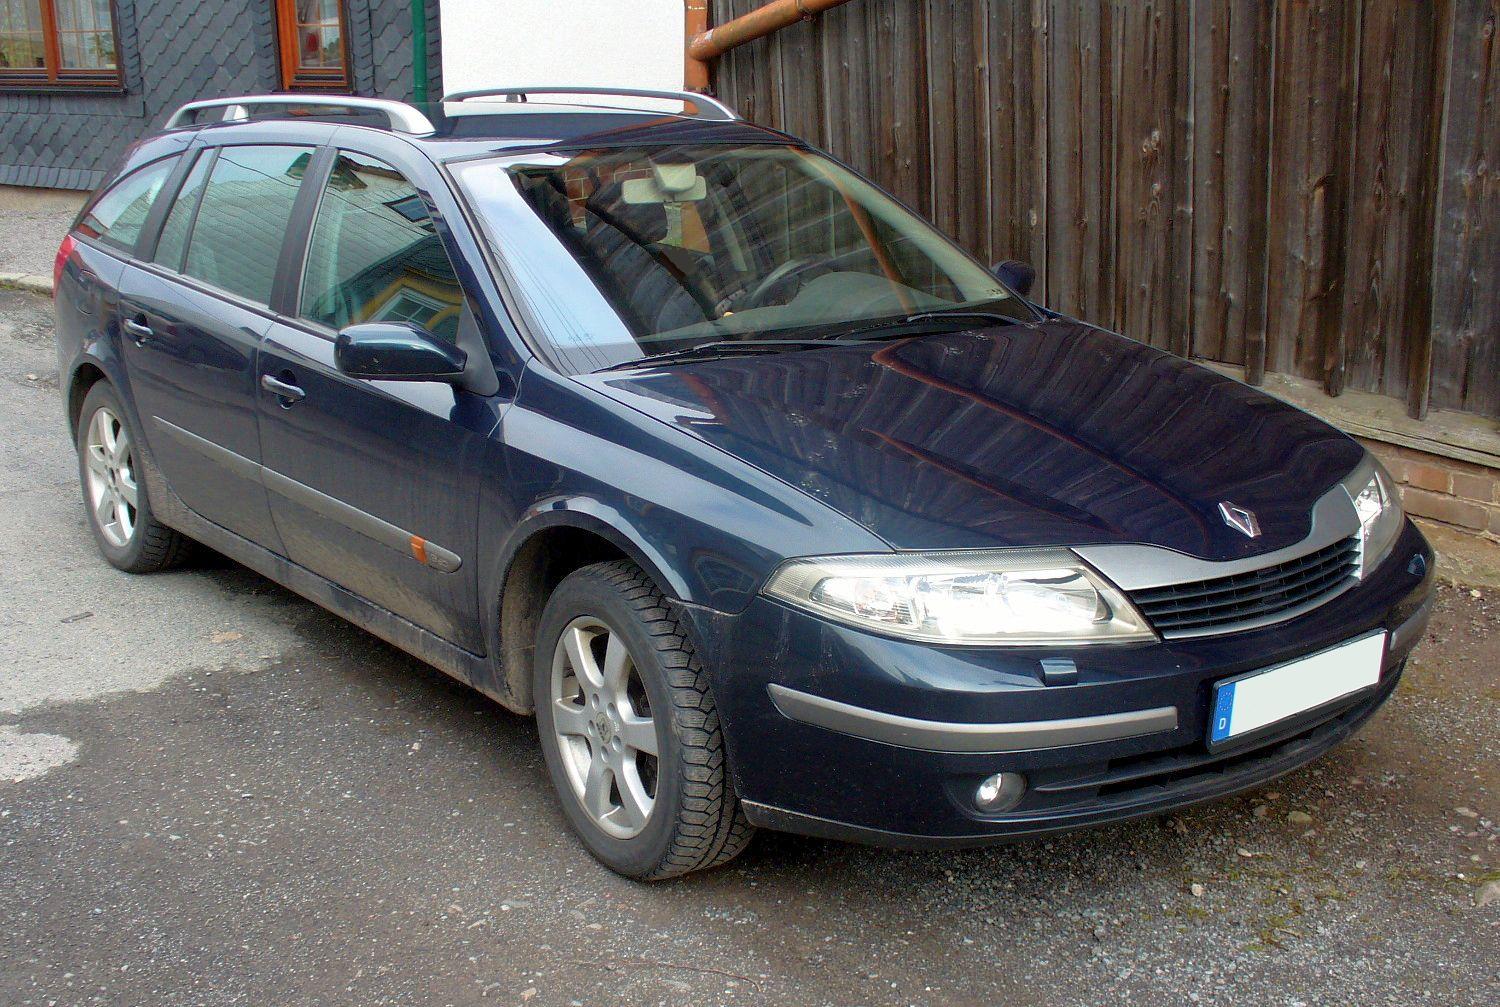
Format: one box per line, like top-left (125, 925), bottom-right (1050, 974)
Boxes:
top-left (2, 286), bottom-right (1497, 1006)
top-left (0, 185), bottom-right (85, 278)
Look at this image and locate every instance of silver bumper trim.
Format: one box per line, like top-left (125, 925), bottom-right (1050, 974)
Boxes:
top-left (767, 684), bottom-right (1179, 754)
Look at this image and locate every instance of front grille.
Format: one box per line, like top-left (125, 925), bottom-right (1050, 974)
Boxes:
top-left (1127, 535), bottom-right (1360, 638)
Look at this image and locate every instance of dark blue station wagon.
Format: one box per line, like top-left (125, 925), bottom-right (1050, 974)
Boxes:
top-left (54, 90), bottom-right (1435, 879)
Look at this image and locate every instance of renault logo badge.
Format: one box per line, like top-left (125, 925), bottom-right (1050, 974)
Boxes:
top-left (1219, 501), bottom-right (1262, 538)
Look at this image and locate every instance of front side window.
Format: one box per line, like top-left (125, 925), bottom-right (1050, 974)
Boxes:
top-left (76, 155), bottom-right (178, 253)
top-left (178, 145), bottom-right (312, 305)
top-left (300, 151), bottom-right (463, 342)
top-left (0, 0), bottom-right (119, 88)
top-left (453, 144), bottom-right (1022, 373)
top-left (274, 0), bottom-right (348, 91)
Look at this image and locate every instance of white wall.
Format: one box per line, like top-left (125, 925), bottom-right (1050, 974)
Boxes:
top-left (440, 0), bottom-right (685, 97)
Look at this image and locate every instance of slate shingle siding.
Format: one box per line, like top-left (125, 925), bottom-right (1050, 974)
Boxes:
top-left (0, 0), bottom-right (443, 192)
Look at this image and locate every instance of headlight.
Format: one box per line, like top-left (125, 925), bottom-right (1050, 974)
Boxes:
top-left (1343, 457), bottom-right (1404, 577)
top-left (762, 549), bottom-right (1156, 646)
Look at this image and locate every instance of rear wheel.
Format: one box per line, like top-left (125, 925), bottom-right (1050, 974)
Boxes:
top-left (534, 560), bottom-right (753, 879)
top-left (76, 382), bottom-right (192, 573)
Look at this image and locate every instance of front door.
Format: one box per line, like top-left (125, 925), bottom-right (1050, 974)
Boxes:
top-left (255, 149), bottom-right (492, 651)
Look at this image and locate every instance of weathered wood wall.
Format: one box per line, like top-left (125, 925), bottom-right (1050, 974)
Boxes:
top-left (711, 0), bottom-right (1498, 419)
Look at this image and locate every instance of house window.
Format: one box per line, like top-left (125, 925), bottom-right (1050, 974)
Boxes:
top-left (275, 0), bottom-right (349, 91)
top-left (0, 0), bottom-right (120, 88)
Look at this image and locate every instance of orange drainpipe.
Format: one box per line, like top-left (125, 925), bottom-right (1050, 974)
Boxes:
top-left (686, 0), bottom-right (858, 93)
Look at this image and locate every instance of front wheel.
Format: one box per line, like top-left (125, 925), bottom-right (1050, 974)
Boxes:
top-left (534, 561), bottom-right (753, 879)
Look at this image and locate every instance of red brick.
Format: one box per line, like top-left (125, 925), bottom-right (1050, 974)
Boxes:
top-left (1404, 463), bottom-right (1451, 494)
top-left (1381, 457), bottom-right (1413, 485)
top-left (1452, 471), bottom-right (1498, 504)
top-left (1489, 506), bottom-right (1500, 538)
top-left (1402, 488), bottom-right (1489, 530)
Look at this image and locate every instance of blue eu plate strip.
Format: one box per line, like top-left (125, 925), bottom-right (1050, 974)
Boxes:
top-left (1210, 682), bottom-right (1237, 743)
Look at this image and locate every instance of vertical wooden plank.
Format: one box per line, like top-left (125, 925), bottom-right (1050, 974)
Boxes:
top-left (986, 0), bottom-right (1049, 274)
top-left (1245, 1), bottom-right (1277, 385)
top-left (1427, 0), bottom-right (1498, 417)
top-left (1264, 0), bottom-right (1357, 383)
top-left (925, 0), bottom-right (987, 253)
top-left (1169, 0), bottom-right (1195, 361)
top-left (819, 0), bottom-right (874, 168)
top-left (1046, 0), bottom-right (1114, 323)
top-left (724, 0), bottom-right (779, 127)
top-left (869, 0), bottom-right (930, 214)
top-left (1338, 0), bottom-right (1446, 404)
top-left (1112, 0), bottom-right (1190, 353)
top-left (773, 9), bottom-right (826, 144)
top-left (1406, 0), bottom-right (1454, 420)
top-left (1190, 0), bottom-right (1273, 367)
top-left (1319, 0), bottom-right (1363, 396)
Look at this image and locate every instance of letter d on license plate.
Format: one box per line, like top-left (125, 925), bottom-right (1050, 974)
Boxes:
top-left (1209, 632), bottom-right (1387, 746)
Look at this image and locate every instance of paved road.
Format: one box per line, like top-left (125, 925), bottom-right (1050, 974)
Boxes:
top-left (2, 287), bottom-right (1497, 1007)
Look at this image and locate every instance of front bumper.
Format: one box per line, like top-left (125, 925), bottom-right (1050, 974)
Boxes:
top-left (690, 520), bottom-right (1435, 847)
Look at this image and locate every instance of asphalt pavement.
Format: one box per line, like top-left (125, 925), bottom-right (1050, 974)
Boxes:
top-left (2, 286), bottom-right (1497, 1006)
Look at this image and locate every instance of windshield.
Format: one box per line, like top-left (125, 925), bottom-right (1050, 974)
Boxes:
top-left (452, 143), bottom-right (1029, 372)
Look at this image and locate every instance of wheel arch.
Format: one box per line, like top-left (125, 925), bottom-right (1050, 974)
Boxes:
top-left (486, 502), bottom-right (694, 714)
top-left (66, 360), bottom-right (111, 440)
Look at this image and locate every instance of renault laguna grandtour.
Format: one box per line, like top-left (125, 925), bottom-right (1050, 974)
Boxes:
top-left (54, 90), bottom-right (1434, 878)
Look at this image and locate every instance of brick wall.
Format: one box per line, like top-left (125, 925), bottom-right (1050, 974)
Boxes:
top-left (1361, 440), bottom-right (1500, 542)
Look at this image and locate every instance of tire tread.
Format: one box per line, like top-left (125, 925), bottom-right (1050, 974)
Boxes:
top-left (575, 560), bottom-right (754, 879)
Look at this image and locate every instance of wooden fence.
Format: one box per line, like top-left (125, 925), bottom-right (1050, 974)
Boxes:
top-left (710, 0), bottom-right (1498, 420)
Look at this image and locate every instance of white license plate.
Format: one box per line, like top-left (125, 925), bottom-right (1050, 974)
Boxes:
top-left (1208, 633), bottom-right (1387, 745)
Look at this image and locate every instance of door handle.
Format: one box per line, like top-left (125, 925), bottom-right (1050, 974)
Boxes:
top-left (261, 373), bottom-right (306, 405)
top-left (122, 316), bottom-right (153, 343)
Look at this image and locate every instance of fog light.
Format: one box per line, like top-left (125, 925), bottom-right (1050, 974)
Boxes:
top-left (974, 772), bottom-right (1026, 813)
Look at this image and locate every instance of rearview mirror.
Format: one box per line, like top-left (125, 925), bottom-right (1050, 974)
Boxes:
top-left (334, 322), bottom-right (467, 382)
top-left (992, 259), bottom-right (1036, 298)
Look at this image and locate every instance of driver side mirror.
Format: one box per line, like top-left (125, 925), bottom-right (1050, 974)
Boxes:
top-left (992, 259), bottom-right (1036, 298)
top-left (334, 322), bottom-right (467, 383)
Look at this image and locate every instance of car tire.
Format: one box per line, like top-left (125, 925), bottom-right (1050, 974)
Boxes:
top-left (534, 560), bottom-right (754, 880)
top-left (76, 382), bottom-right (193, 574)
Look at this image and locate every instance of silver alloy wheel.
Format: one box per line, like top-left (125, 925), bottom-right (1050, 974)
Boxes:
top-left (549, 616), bottom-right (659, 839)
top-left (83, 406), bottom-right (138, 548)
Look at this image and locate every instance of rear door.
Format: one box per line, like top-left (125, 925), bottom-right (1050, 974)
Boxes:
top-left (255, 141), bottom-right (497, 652)
top-left (119, 142), bottom-right (318, 548)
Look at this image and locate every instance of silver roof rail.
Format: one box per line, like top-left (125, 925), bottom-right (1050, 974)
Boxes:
top-left (164, 95), bottom-right (436, 134)
top-left (441, 86), bottom-right (740, 122)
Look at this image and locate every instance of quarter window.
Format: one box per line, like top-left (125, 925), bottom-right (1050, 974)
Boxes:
top-left (76, 156), bottom-right (179, 253)
top-left (274, 0), bottom-right (349, 91)
top-left (178, 146), bottom-right (313, 306)
top-left (300, 151), bottom-right (463, 342)
top-left (0, 0), bottom-right (120, 88)
top-left (152, 150), bottom-right (213, 272)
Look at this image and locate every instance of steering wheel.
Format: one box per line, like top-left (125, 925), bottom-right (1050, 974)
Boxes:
top-left (734, 256), bottom-right (838, 310)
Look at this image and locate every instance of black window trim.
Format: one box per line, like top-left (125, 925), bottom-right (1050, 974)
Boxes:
top-left (271, 143), bottom-right (336, 318)
top-left (133, 141), bottom-right (323, 314)
top-left (137, 146), bottom-right (215, 269)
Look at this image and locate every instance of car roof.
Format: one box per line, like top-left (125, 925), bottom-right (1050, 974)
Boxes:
top-left (165, 98), bottom-right (798, 162)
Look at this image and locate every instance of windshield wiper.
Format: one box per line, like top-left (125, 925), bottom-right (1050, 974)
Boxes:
top-left (900, 309), bottom-right (1024, 327)
top-left (816, 308), bottom-right (1024, 343)
top-left (595, 339), bottom-right (835, 373)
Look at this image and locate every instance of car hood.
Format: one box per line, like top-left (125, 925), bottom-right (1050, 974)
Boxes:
top-left (576, 320), bottom-right (1364, 560)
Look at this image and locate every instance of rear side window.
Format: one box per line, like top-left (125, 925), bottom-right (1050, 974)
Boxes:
top-left (299, 151), bottom-right (463, 342)
top-left (77, 156), bottom-right (180, 253)
top-left (180, 145), bottom-right (313, 305)
top-left (153, 150), bottom-right (213, 272)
